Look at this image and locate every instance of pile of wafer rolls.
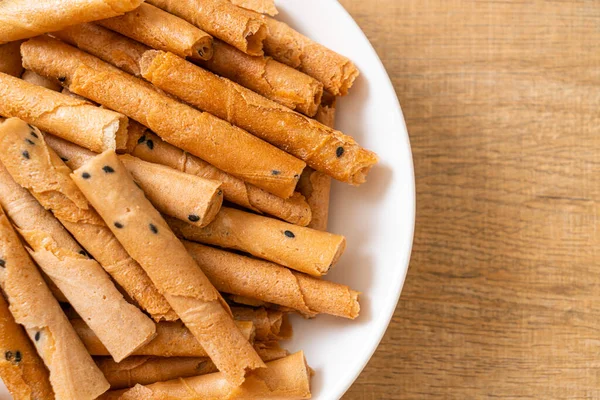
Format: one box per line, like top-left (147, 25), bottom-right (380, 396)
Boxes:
top-left (0, 0), bottom-right (376, 398)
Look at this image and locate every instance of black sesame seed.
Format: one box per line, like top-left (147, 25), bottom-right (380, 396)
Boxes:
top-left (22, 151), bottom-right (30, 159)
top-left (28, 124), bottom-right (35, 131)
top-left (61, 157), bottom-right (69, 162)
top-left (5, 351), bottom-right (12, 361)
top-left (102, 165), bottom-right (115, 173)
top-left (188, 214), bottom-right (200, 222)
top-left (137, 135), bottom-right (146, 144)
top-left (78, 250), bottom-right (88, 257)
top-left (81, 172), bottom-right (91, 179)
top-left (114, 222), bottom-right (124, 229)
top-left (284, 230), bottom-right (295, 238)
top-left (146, 140), bottom-right (154, 150)
top-left (336, 146), bottom-right (345, 157)
top-left (30, 131), bottom-right (39, 139)
top-left (35, 332), bottom-right (41, 341)
top-left (14, 351), bottom-right (21, 363)
top-left (217, 189), bottom-right (223, 196)
top-left (272, 170), bottom-right (280, 176)
top-left (294, 174), bottom-right (299, 179)
top-left (149, 223), bottom-right (158, 234)
top-left (25, 138), bottom-right (35, 145)
top-left (0, 259), bottom-right (5, 268)
top-left (58, 76), bottom-right (66, 82)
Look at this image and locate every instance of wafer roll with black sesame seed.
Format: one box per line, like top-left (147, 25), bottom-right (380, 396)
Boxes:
top-left (229, 0), bottom-right (277, 16)
top-left (170, 207), bottom-right (345, 276)
top-left (110, 352), bottom-right (311, 400)
top-left (0, 207), bottom-right (110, 399)
top-left (0, 118), bottom-right (158, 360)
top-left (259, 14), bottom-right (359, 96)
top-left (141, 50), bottom-right (376, 186)
top-left (0, 293), bottom-right (55, 399)
top-left (184, 241), bottom-right (360, 319)
top-left (0, 0), bottom-right (143, 44)
top-left (96, 356), bottom-right (218, 390)
top-left (21, 70), bottom-right (62, 92)
top-left (0, 72), bottom-right (128, 153)
top-left (98, 4), bottom-right (213, 61)
top-left (231, 306), bottom-right (284, 342)
top-left (147, 0), bottom-right (267, 56)
top-left (0, 41), bottom-right (23, 77)
top-left (72, 151), bottom-right (265, 385)
top-left (127, 130), bottom-right (312, 226)
top-left (73, 319), bottom-right (255, 358)
top-left (198, 40), bottom-right (322, 116)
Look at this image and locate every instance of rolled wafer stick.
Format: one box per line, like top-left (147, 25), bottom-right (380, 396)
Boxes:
top-left (170, 207), bottom-right (346, 276)
top-left (198, 40), bottom-right (322, 116)
top-left (112, 352), bottom-right (311, 400)
top-left (0, 41), bottom-right (24, 77)
top-left (0, 72), bottom-right (128, 153)
top-left (141, 50), bottom-right (377, 185)
top-left (297, 93), bottom-right (337, 231)
top-left (260, 15), bottom-right (359, 96)
top-left (98, 4), bottom-right (213, 61)
top-left (21, 70), bottom-right (62, 92)
top-left (53, 24), bottom-right (150, 77)
top-left (0, 294), bottom-right (55, 399)
top-left (0, 207), bottom-right (110, 399)
top-left (148, 0), bottom-right (267, 56)
top-left (254, 341), bottom-right (289, 362)
top-left (127, 130), bottom-right (312, 226)
top-left (231, 306), bottom-right (284, 342)
top-left (72, 319), bottom-right (255, 358)
top-left (0, 119), bottom-right (175, 323)
top-left (0, 119), bottom-right (158, 361)
top-left (72, 151), bottom-right (265, 385)
top-left (229, 0), bottom-right (278, 16)
top-left (96, 356), bottom-right (218, 390)
top-left (0, 0), bottom-right (143, 44)
top-left (184, 241), bottom-right (360, 319)
top-left (45, 135), bottom-right (224, 227)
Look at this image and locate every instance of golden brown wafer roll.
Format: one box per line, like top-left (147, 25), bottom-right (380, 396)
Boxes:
top-left (0, 41), bottom-right (24, 77)
top-left (113, 352), bottom-right (311, 400)
top-left (261, 15), bottom-right (359, 96)
top-left (96, 356), bottom-right (218, 390)
top-left (0, 72), bottom-right (128, 152)
top-left (98, 4), bottom-right (213, 61)
top-left (148, 0), bottom-right (267, 56)
top-left (297, 93), bottom-right (337, 231)
top-left (184, 241), bottom-right (360, 319)
top-left (254, 341), bottom-right (289, 362)
top-left (0, 119), bottom-right (158, 360)
top-left (21, 70), bottom-right (62, 92)
top-left (72, 151), bottom-right (265, 385)
top-left (198, 40), bottom-right (322, 116)
top-left (231, 306), bottom-right (283, 342)
top-left (0, 0), bottom-right (143, 44)
top-left (141, 50), bottom-right (376, 186)
top-left (73, 319), bottom-right (255, 358)
top-left (0, 294), bottom-right (54, 399)
top-left (0, 119), bottom-right (175, 323)
top-left (128, 130), bottom-right (312, 225)
top-left (229, 0), bottom-right (277, 16)
top-left (170, 207), bottom-right (346, 276)
top-left (0, 207), bottom-right (110, 399)
top-left (53, 23), bottom-right (150, 77)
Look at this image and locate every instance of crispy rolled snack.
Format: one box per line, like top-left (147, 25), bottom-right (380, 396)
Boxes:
top-left (45, 135), bottom-right (224, 227)
top-left (254, 341), bottom-right (289, 362)
top-left (198, 40), bottom-right (322, 116)
top-left (231, 306), bottom-right (283, 342)
top-left (0, 120), bottom-right (175, 322)
top-left (0, 119), bottom-right (158, 361)
top-left (141, 51), bottom-right (376, 185)
top-left (0, 0), bottom-right (143, 44)
top-left (0, 72), bottom-right (127, 152)
top-left (261, 15), bottom-right (359, 96)
top-left (0, 294), bottom-right (55, 399)
top-left (53, 23), bottom-right (150, 77)
top-left (229, 0), bottom-right (278, 16)
top-left (73, 319), bottom-right (255, 358)
top-left (185, 241), bottom-right (360, 319)
top-left (98, 4), bottom-right (213, 61)
top-left (72, 151), bottom-right (265, 385)
top-left (128, 130), bottom-right (312, 226)
top-left (96, 356), bottom-right (218, 390)
top-left (114, 352), bottom-right (311, 400)
top-left (170, 207), bottom-right (346, 276)
top-left (297, 93), bottom-right (337, 231)
top-left (148, 0), bottom-right (267, 56)
top-left (0, 207), bottom-right (110, 399)
top-left (0, 41), bottom-right (24, 77)
top-left (21, 70), bottom-right (62, 92)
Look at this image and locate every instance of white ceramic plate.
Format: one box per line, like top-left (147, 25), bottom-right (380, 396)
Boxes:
top-left (0, 1), bottom-right (414, 399)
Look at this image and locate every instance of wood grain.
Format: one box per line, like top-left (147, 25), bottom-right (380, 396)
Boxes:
top-left (340, 0), bottom-right (600, 398)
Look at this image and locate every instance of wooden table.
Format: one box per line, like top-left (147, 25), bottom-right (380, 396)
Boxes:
top-left (340, 0), bottom-right (600, 398)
